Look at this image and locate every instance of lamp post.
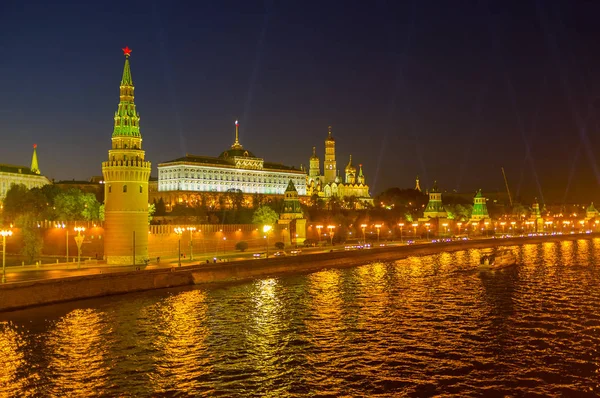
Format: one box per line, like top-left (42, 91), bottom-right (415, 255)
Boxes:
top-left (398, 223), bottom-right (404, 243)
top-left (327, 225), bottom-right (335, 245)
top-left (186, 227), bottom-right (196, 261)
top-left (174, 227), bottom-right (183, 266)
top-left (500, 221), bottom-right (506, 234)
top-left (484, 222), bottom-right (489, 237)
top-left (442, 223), bottom-right (448, 237)
top-left (263, 225), bottom-right (272, 258)
top-left (74, 227), bottom-right (86, 269)
top-left (425, 223), bottom-right (431, 240)
top-left (316, 225), bottom-right (323, 243)
top-left (457, 222), bottom-right (462, 236)
top-left (361, 224), bottom-right (367, 244)
top-left (412, 223), bottom-right (418, 239)
top-left (375, 224), bottom-right (382, 244)
top-left (1, 229), bottom-right (13, 283)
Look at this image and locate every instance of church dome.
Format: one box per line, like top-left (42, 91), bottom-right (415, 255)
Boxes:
top-left (345, 155), bottom-right (356, 173)
top-left (219, 148), bottom-right (256, 159)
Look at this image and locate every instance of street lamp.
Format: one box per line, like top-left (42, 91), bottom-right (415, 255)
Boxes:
top-left (361, 224), bottom-right (367, 244)
top-left (316, 225), bottom-right (323, 243)
top-left (263, 225), bottom-right (272, 258)
top-left (398, 223), bottom-right (404, 242)
top-left (174, 227), bottom-right (184, 266)
top-left (412, 223), bottom-right (418, 238)
top-left (484, 222), bottom-right (489, 237)
top-left (375, 224), bottom-right (382, 244)
top-left (74, 227), bottom-right (86, 269)
top-left (425, 223), bottom-right (431, 240)
top-left (1, 229), bottom-right (13, 283)
top-left (500, 221), bottom-right (506, 234)
top-left (186, 227), bottom-right (196, 261)
top-left (327, 225), bottom-right (336, 245)
top-left (457, 222), bottom-right (462, 235)
top-left (57, 223), bottom-right (69, 263)
top-left (442, 223), bottom-right (448, 237)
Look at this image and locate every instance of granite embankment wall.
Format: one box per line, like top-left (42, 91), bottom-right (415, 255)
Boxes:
top-left (0, 233), bottom-right (595, 312)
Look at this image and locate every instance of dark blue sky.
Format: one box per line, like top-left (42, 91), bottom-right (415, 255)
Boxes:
top-left (1, 0), bottom-right (600, 203)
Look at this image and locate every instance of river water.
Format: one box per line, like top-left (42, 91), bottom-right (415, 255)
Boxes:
top-left (2, 239), bottom-right (600, 397)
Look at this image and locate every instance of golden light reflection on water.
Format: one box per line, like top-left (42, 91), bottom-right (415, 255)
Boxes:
top-left (46, 309), bottom-right (108, 397)
top-left (561, 240), bottom-right (574, 265)
top-left (0, 323), bottom-right (28, 394)
top-left (149, 289), bottom-right (210, 394)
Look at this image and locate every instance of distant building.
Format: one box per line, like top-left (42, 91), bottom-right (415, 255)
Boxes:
top-left (0, 144), bottom-right (51, 202)
top-left (586, 202), bottom-right (599, 220)
top-left (54, 177), bottom-right (104, 202)
top-left (278, 180), bottom-right (306, 245)
top-left (469, 189), bottom-right (491, 224)
top-left (306, 126), bottom-right (372, 207)
top-left (422, 181), bottom-right (447, 219)
top-left (154, 121), bottom-right (306, 208)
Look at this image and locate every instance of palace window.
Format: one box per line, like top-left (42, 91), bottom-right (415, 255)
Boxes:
top-left (139, 186), bottom-right (143, 193)
top-left (123, 185), bottom-right (127, 193)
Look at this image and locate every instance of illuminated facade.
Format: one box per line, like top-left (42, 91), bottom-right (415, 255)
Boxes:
top-left (101, 47), bottom-right (152, 265)
top-left (306, 126), bottom-right (372, 207)
top-left (422, 181), bottom-right (447, 219)
top-left (0, 145), bottom-right (50, 201)
top-left (157, 121), bottom-right (306, 198)
top-left (469, 189), bottom-right (491, 223)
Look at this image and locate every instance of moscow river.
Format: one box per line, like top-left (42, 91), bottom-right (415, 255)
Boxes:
top-left (2, 239), bottom-right (600, 397)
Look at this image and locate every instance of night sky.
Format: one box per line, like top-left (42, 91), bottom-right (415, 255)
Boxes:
top-left (1, 0), bottom-right (600, 203)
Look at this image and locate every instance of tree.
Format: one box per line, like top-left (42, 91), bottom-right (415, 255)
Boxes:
top-left (275, 241), bottom-right (285, 250)
top-left (252, 205), bottom-right (279, 226)
top-left (148, 203), bottom-right (156, 224)
top-left (155, 198), bottom-right (167, 216)
top-left (17, 215), bottom-right (43, 265)
top-left (235, 241), bottom-right (249, 252)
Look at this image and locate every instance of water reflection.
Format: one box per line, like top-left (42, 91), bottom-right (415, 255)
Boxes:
top-left (46, 309), bottom-right (109, 397)
top-left (147, 290), bottom-right (211, 395)
top-left (1, 239), bottom-right (600, 396)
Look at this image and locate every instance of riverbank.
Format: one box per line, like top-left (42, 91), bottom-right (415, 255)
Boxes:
top-left (0, 233), bottom-right (595, 312)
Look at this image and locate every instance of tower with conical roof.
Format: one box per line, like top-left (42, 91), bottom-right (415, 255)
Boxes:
top-left (423, 181), bottom-right (447, 219)
top-left (278, 180), bottom-right (306, 246)
top-left (357, 164), bottom-right (365, 185)
top-left (586, 202), bottom-right (599, 220)
top-left (345, 155), bottom-right (356, 184)
top-left (470, 189), bottom-right (490, 222)
top-left (30, 144), bottom-right (40, 175)
top-left (101, 47), bottom-right (152, 265)
top-left (530, 197), bottom-right (544, 232)
top-left (324, 126), bottom-right (337, 183)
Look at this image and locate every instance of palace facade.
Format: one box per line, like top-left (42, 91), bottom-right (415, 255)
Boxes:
top-left (307, 126), bottom-right (372, 207)
top-left (0, 145), bottom-right (51, 201)
top-left (154, 121), bottom-right (306, 208)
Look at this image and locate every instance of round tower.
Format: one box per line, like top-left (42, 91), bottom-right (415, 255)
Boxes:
top-left (324, 125), bottom-right (336, 183)
top-left (101, 47), bottom-right (152, 265)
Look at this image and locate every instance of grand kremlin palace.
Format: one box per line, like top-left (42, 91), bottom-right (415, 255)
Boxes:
top-left (0, 145), bottom-right (50, 202)
top-left (153, 122), bottom-right (306, 208)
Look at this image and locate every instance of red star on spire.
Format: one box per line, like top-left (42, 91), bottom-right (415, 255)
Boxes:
top-left (33, 144), bottom-right (37, 149)
top-left (122, 46), bottom-right (132, 57)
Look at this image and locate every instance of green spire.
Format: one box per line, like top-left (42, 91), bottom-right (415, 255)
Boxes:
top-left (358, 164), bottom-right (364, 177)
top-left (471, 189), bottom-right (489, 217)
top-left (113, 47), bottom-right (141, 138)
top-left (588, 202), bottom-right (597, 213)
top-left (281, 180), bottom-right (303, 216)
top-left (285, 179), bottom-right (298, 193)
top-left (30, 144), bottom-right (40, 174)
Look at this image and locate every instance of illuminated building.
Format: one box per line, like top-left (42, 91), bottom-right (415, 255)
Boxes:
top-left (0, 144), bottom-right (50, 201)
top-left (586, 202), bottom-right (599, 220)
top-left (101, 47), bottom-right (152, 265)
top-left (278, 180), bottom-right (306, 245)
top-left (422, 181), bottom-right (447, 219)
top-left (469, 189), bottom-right (491, 224)
top-left (306, 126), bottom-right (372, 207)
top-left (529, 198), bottom-right (544, 232)
top-left (155, 120), bottom-right (306, 208)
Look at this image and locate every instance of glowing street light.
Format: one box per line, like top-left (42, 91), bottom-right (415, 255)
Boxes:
top-left (412, 223), bottom-right (418, 238)
top-left (398, 223), bottom-right (404, 242)
top-left (442, 223), bottom-right (448, 236)
top-left (1, 229), bottom-right (13, 283)
top-left (174, 227), bottom-right (184, 267)
top-left (316, 225), bottom-right (323, 242)
top-left (361, 224), bottom-right (367, 244)
top-left (186, 227), bottom-right (196, 261)
top-left (74, 226), bottom-right (86, 269)
top-left (457, 222), bottom-right (462, 235)
top-left (375, 224), bottom-right (382, 244)
top-left (425, 223), bottom-right (431, 240)
top-left (327, 225), bottom-right (336, 245)
top-left (263, 225), bottom-right (273, 258)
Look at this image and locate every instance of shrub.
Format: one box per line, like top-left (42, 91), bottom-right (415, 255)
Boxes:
top-left (235, 241), bottom-right (249, 252)
top-left (275, 241), bottom-right (285, 250)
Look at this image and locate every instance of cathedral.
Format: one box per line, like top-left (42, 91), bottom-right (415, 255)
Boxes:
top-left (306, 126), bottom-right (372, 207)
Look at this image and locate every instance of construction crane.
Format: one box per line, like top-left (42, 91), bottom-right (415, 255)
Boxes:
top-left (501, 167), bottom-right (513, 207)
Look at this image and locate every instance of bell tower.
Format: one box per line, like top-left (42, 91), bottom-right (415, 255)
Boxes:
top-left (101, 47), bottom-right (152, 265)
top-left (324, 126), bottom-right (336, 183)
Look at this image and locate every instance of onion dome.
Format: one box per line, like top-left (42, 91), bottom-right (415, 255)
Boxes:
top-left (345, 155), bottom-right (356, 173)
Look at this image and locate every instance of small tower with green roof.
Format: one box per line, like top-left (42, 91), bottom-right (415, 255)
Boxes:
top-left (470, 189), bottom-right (490, 221)
top-left (586, 202), bottom-right (599, 220)
top-left (529, 198), bottom-right (544, 232)
top-left (423, 181), bottom-right (447, 219)
top-left (101, 47), bottom-right (152, 265)
top-left (278, 180), bottom-right (306, 246)
top-left (30, 144), bottom-right (40, 175)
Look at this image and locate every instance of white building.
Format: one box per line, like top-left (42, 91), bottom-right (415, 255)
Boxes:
top-left (157, 122), bottom-right (306, 196)
top-left (0, 145), bottom-right (51, 201)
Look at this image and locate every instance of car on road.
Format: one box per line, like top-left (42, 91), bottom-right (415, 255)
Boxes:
top-left (290, 249), bottom-right (302, 255)
top-left (273, 251), bottom-right (287, 257)
top-left (253, 253), bottom-right (266, 259)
